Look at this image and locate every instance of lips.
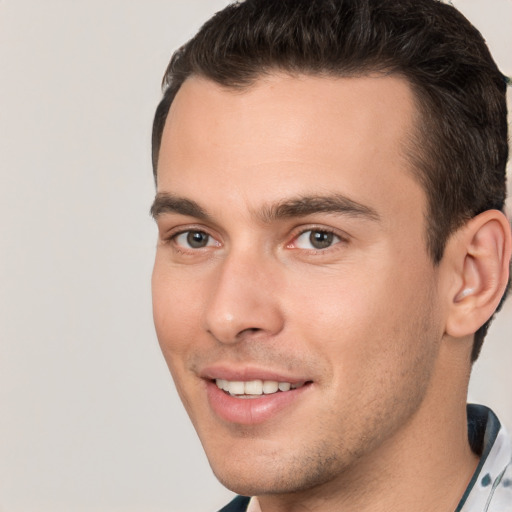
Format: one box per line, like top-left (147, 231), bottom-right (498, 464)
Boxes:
top-left (215, 378), bottom-right (306, 397)
top-left (202, 367), bottom-right (312, 425)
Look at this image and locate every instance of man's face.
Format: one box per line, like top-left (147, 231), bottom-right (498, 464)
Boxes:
top-left (152, 74), bottom-right (445, 496)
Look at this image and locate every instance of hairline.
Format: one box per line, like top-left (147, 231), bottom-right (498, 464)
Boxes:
top-left (153, 67), bottom-right (438, 260)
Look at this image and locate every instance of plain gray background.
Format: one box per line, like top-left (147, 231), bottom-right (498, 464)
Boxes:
top-left (0, 1), bottom-right (511, 511)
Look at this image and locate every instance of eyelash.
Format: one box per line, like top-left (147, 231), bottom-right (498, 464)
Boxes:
top-left (163, 226), bottom-right (348, 254)
top-left (288, 227), bottom-right (347, 252)
top-left (164, 227), bottom-right (218, 253)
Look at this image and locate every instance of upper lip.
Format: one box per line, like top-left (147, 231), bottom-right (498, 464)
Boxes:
top-left (200, 364), bottom-right (311, 384)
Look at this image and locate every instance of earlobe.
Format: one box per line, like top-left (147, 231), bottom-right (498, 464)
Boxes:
top-left (445, 210), bottom-right (511, 339)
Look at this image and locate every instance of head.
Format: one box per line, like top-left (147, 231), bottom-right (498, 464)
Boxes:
top-left (150, 0), bottom-right (511, 503)
top-left (152, 0), bottom-right (509, 361)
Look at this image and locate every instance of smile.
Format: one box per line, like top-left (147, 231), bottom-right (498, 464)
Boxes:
top-left (207, 377), bottom-right (312, 424)
top-left (215, 379), bottom-right (307, 397)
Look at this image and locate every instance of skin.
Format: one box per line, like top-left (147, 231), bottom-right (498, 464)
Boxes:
top-left (152, 74), bottom-right (481, 512)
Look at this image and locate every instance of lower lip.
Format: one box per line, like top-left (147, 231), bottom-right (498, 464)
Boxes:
top-left (206, 381), bottom-right (311, 425)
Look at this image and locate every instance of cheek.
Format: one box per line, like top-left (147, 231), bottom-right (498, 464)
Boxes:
top-left (287, 257), bottom-right (438, 383)
top-left (151, 260), bottom-right (205, 363)
top-left (151, 263), bottom-right (206, 415)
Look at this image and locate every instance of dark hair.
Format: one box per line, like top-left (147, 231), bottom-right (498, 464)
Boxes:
top-left (152, 0), bottom-right (509, 361)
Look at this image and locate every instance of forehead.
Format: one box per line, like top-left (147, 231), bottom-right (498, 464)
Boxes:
top-left (157, 73), bottom-right (425, 226)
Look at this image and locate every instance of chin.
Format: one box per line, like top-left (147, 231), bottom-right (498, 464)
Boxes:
top-left (205, 439), bottom-right (347, 498)
top-left (212, 466), bottom-right (296, 497)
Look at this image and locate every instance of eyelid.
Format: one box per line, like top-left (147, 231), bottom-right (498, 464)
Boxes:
top-left (287, 226), bottom-right (348, 251)
top-left (175, 231), bottom-right (219, 249)
top-left (162, 224), bottom-right (222, 249)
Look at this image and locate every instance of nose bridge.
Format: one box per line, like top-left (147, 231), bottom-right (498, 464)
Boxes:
top-left (204, 246), bottom-right (284, 344)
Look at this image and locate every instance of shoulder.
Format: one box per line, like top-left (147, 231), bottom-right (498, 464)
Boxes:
top-left (217, 495), bottom-right (251, 512)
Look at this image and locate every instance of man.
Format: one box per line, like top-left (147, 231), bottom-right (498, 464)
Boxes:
top-left (150, 0), bottom-right (512, 510)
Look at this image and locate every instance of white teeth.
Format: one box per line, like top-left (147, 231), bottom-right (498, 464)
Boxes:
top-left (244, 380), bottom-right (263, 395)
top-left (216, 379), bottom-right (228, 391)
top-left (278, 382), bottom-right (291, 392)
top-left (262, 381), bottom-right (279, 394)
top-left (215, 379), bottom-right (305, 396)
top-left (228, 381), bottom-right (245, 395)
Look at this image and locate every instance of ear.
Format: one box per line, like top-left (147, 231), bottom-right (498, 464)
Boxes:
top-left (444, 210), bottom-right (511, 338)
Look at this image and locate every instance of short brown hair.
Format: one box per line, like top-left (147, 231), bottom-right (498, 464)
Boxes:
top-left (152, 0), bottom-right (509, 361)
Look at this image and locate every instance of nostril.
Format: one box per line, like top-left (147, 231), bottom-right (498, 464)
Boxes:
top-left (238, 327), bottom-right (263, 337)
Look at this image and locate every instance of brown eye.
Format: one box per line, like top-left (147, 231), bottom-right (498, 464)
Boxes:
top-left (293, 229), bottom-right (340, 250)
top-left (174, 230), bottom-right (217, 249)
top-left (309, 231), bottom-right (334, 249)
top-left (187, 231), bottom-right (210, 248)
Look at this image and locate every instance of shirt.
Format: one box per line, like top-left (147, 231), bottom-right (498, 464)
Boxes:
top-left (458, 404), bottom-right (512, 511)
top-left (218, 405), bottom-right (512, 512)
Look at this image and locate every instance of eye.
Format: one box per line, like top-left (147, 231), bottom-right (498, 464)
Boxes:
top-left (174, 230), bottom-right (219, 249)
top-left (292, 229), bottom-right (342, 250)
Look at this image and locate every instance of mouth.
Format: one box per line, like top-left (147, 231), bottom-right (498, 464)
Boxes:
top-left (203, 373), bottom-right (313, 425)
top-left (214, 378), bottom-right (308, 398)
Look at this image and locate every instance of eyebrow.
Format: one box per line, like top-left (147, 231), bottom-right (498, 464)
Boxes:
top-left (150, 192), bottom-right (380, 223)
top-left (150, 193), bottom-right (209, 220)
top-left (259, 194), bottom-right (380, 223)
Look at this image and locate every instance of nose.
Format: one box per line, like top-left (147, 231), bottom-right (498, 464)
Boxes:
top-left (204, 251), bottom-right (285, 344)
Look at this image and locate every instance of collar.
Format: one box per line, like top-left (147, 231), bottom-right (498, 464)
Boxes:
top-left (457, 404), bottom-right (512, 511)
top-left (245, 405), bottom-right (512, 512)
